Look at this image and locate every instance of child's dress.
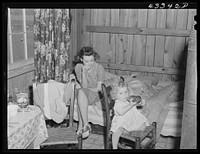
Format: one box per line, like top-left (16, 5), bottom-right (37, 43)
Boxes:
top-left (110, 100), bottom-right (150, 133)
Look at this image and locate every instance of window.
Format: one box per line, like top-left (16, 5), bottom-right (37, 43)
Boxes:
top-left (8, 8), bottom-right (34, 78)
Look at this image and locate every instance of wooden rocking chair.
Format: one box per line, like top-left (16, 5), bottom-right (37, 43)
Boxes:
top-left (101, 83), bottom-right (157, 149)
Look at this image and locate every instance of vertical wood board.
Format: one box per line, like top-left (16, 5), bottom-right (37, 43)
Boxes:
top-left (70, 9), bottom-right (78, 61)
top-left (172, 9), bottom-right (188, 81)
top-left (126, 9), bottom-right (138, 75)
top-left (92, 10), bottom-right (106, 63)
top-left (101, 9), bottom-right (110, 63)
top-left (81, 9), bottom-right (91, 47)
top-left (110, 9), bottom-right (120, 75)
top-left (117, 9), bottom-right (129, 75)
top-left (138, 9), bottom-right (148, 76)
top-left (173, 9), bottom-right (188, 68)
top-left (163, 9), bottom-right (177, 81)
top-left (145, 9), bottom-right (156, 77)
top-left (77, 9), bottom-right (82, 52)
top-left (134, 9), bottom-right (147, 67)
top-left (126, 9), bottom-right (137, 65)
top-left (154, 9), bottom-right (166, 81)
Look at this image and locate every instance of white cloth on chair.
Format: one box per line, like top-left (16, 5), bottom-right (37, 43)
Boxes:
top-left (34, 80), bottom-right (70, 123)
top-left (43, 83), bottom-right (51, 119)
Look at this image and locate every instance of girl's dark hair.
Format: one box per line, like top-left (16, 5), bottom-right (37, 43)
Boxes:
top-left (73, 47), bottom-right (100, 66)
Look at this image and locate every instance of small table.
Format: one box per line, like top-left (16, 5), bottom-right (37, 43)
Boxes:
top-left (8, 105), bottom-right (48, 149)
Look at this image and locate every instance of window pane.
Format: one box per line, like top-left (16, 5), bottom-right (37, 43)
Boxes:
top-left (26, 9), bottom-right (34, 32)
top-left (27, 31), bottom-right (34, 58)
top-left (10, 9), bottom-right (23, 33)
top-left (12, 34), bottom-right (25, 62)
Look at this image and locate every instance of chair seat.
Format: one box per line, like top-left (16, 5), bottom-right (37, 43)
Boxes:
top-left (120, 124), bottom-right (155, 142)
top-left (40, 126), bottom-right (79, 146)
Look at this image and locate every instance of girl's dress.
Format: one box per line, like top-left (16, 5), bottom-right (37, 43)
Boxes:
top-left (110, 100), bottom-right (150, 133)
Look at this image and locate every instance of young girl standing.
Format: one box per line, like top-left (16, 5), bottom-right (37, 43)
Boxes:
top-left (110, 80), bottom-right (150, 149)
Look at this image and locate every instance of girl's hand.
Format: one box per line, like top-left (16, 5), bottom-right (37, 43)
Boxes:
top-left (129, 101), bottom-right (138, 107)
top-left (137, 99), bottom-right (146, 106)
top-left (128, 95), bottom-right (142, 106)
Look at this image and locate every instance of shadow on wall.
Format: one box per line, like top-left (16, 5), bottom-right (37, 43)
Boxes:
top-left (175, 44), bottom-right (188, 101)
top-left (173, 44), bottom-right (187, 82)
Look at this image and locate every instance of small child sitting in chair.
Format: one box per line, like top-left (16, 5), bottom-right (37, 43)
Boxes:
top-left (110, 80), bottom-right (150, 149)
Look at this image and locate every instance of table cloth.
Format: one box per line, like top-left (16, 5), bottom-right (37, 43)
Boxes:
top-left (8, 105), bottom-right (48, 149)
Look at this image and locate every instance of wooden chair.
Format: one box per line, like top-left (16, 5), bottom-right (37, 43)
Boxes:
top-left (101, 83), bottom-right (157, 149)
top-left (33, 79), bottom-right (82, 149)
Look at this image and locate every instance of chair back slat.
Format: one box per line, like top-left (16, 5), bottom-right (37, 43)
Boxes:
top-left (101, 84), bottom-right (112, 149)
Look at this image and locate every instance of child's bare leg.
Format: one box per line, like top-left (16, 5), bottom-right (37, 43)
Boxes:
top-left (112, 127), bottom-right (124, 149)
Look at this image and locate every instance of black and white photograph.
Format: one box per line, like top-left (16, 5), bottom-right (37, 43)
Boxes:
top-left (3, 2), bottom-right (197, 151)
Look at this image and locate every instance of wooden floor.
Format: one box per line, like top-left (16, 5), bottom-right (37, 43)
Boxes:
top-left (42, 121), bottom-right (181, 150)
top-left (41, 133), bottom-right (180, 149)
top-left (81, 134), bottom-right (180, 149)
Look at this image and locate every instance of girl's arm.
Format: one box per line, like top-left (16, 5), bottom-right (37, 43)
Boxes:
top-left (115, 102), bottom-right (135, 116)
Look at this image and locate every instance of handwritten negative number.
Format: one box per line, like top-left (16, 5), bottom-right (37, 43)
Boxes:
top-left (148, 3), bottom-right (189, 9)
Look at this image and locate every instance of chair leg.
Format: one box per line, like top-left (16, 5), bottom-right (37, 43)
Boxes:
top-left (78, 135), bottom-right (82, 149)
top-left (152, 122), bottom-right (157, 148)
top-left (109, 141), bottom-right (112, 149)
top-left (135, 137), bottom-right (141, 149)
top-left (144, 122), bottom-right (157, 149)
top-left (105, 133), bottom-right (112, 149)
top-left (105, 136), bottom-right (109, 149)
top-left (108, 134), bottom-right (112, 149)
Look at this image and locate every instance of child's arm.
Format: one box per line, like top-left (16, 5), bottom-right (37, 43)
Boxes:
top-left (115, 102), bottom-right (135, 116)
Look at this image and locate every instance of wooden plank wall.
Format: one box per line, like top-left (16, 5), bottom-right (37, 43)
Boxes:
top-left (76, 9), bottom-right (196, 82)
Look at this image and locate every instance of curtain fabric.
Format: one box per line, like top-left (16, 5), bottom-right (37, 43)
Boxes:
top-left (34, 9), bottom-right (71, 83)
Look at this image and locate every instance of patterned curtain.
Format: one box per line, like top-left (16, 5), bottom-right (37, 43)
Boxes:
top-left (34, 9), bottom-right (71, 83)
